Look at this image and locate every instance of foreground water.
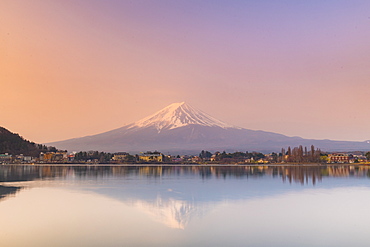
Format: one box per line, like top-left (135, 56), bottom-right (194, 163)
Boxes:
top-left (1, 165), bottom-right (370, 247)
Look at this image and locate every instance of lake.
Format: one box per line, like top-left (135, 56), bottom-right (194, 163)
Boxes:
top-left (1, 165), bottom-right (370, 247)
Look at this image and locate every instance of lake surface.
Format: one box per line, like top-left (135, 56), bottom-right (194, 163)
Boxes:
top-left (1, 165), bottom-right (370, 247)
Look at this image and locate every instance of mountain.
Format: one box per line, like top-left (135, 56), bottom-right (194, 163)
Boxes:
top-left (48, 102), bottom-right (370, 154)
top-left (0, 127), bottom-right (51, 156)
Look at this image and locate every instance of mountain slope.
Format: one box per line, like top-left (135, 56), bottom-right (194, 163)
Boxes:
top-left (48, 102), bottom-right (370, 154)
top-left (0, 127), bottom-right (51, 156)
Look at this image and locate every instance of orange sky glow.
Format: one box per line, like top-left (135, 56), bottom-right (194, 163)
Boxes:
top-left (1, 0), bottom-right (370, 143)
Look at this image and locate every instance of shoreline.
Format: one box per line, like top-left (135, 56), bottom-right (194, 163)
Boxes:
top-left (2, 163), bottom-right (369, 167)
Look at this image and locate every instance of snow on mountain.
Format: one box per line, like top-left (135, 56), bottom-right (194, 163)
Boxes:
top-left (130, 102), bottom-right (237, 132)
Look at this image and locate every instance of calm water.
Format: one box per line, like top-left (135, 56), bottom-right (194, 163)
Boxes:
top-left (1, 165), bottom-right (370, 247)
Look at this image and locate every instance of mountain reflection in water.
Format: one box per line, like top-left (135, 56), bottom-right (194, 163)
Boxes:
top-left (2, 165), bottom-right (370, 247)
top-left (1, 165), bottom-right (370, 230)
top-left (132, 196), bottom-right (199, 229)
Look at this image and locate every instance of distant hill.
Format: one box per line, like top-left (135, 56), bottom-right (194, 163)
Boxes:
top-left (0, 127), bottom-right (53, 156)
top-left (48, 102), bottom-right (370, 154)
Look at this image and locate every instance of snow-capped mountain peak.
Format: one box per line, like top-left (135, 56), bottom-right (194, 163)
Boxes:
top-left (48, 102), bottom-right (370, 153)
top-left (131, 102), bottom-right (236, 131)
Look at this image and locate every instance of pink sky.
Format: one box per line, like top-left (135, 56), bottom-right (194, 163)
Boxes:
top-left (1, 0), bottom-right (370, 143)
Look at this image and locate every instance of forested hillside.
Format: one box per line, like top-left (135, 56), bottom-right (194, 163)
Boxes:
top-left (0, 127), bottom-right (53, 156)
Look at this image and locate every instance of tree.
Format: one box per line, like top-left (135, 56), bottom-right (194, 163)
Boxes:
top-left (311, 145), bottom-right (315, 159)
top-left (366, 152), bottom-right (370, 161)
top-left (199, 150), bottom-right (212, 159)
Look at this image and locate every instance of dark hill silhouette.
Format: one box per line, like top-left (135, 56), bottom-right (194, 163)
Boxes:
top-left (0, 127), bottom-right (55, 156)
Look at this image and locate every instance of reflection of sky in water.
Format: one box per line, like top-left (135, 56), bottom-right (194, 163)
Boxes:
top-left (1, 166), bottom-right (370, 246)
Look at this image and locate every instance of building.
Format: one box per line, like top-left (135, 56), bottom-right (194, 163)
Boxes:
top-left (40, 152), bottom-right (53, 162)
top-left (13, 154), bottom-right (35, 163)
top-left (328, 153), bottom-right (350, 163)
top-left (40, 151), bottom-right (68, 163)
top-left (352, 154), bottom-right (367, 163)
top-left (23, 156), bottom-right (34, 162)
top-left (13, 154), bottom-right (24, 163)
top-left (53, 151), bottom-right (68, 162)
top-left (0, 153), bottom-right (12, 163)
top-left (68, 153), bottom-right (75, 162)
top-left (191, 156), bottom-right (201, 163)
top-left (138, 152), bottom-right (164, 162)
top-left (112, 152), bottom-right (129, 162)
